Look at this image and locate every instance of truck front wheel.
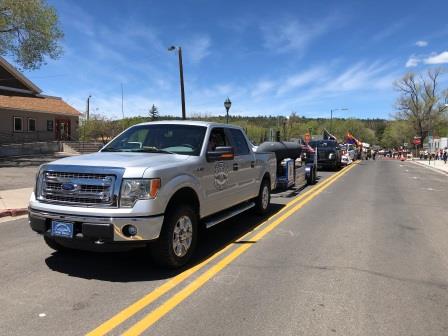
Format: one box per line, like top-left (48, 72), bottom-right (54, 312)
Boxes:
top-left (150, 205), bottom-right (198, 268)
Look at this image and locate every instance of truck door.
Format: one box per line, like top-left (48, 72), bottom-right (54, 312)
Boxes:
top-left (227, 128), bottom-right (258, 203)
top-left (201, 127), bottom-right (239, 216)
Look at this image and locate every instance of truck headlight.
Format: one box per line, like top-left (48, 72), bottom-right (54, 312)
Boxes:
top-left (35, 165), bottom-right (45, 198)
top-left (120, 179), bottom-right (161, 208)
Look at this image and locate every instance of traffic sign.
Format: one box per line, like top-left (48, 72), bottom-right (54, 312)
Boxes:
top-left (412, 138), bottom-right (421, 145)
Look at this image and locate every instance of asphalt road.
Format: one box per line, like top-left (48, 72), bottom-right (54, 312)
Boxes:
top-left (1, 160), bottom-right (448, 336)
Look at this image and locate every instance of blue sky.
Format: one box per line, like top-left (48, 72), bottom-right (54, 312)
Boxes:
top-left (15, 0), bottom-right (448, 119)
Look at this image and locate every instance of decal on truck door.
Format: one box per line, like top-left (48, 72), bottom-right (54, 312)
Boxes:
top-left (214, 161), bottom-right (229, 190)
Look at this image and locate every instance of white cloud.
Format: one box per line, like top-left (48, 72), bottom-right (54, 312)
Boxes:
top-left (372, 20), bottom-right (407, 42)
top-left (317, 61), bottom-right (397, 93)
top-left (277, 67), bottom-right (327, 95)
top-left (415, 40), bottom-right (428, 47)
top-left (424, 51), bottom-right (448, 64)
top-left (405, 56), bottom-right (420, 67)
top-left (251, 80), bottom-right (275, 97)
top-left (187, 36), bottom-right (211, 63)
top-left (261, 17), bottom-right (336, 53)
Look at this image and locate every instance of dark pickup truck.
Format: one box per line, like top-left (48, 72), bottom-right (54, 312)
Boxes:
top-left (307, 140), bottom-right (342, 170)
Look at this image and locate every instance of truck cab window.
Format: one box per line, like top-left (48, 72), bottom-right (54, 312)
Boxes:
top-left (229, 129), bottom-right (250, 156)
top-left (208, 128), bottom-right (229, 151)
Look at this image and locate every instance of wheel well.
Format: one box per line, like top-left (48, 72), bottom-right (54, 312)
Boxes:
top-left (165, 187), bottom-right (200, 215)
top-left (262, 173), bottom-right (271, 186)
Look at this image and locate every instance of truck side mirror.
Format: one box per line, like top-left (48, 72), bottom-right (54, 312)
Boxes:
top-left (206, 146), bottom-right (234, 162)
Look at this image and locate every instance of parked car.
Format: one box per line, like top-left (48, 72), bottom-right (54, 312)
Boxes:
top-left (29, 121), bottom-right (276, 268)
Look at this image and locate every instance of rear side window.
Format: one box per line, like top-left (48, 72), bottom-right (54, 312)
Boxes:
top-left (229, 129), bottom-right (250, 156)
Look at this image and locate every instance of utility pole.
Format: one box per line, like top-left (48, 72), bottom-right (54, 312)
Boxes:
top-left (168, 46), bottom-right (186, 120)
top-left (178, 47), bottom-right (186, 120)
top-left (121, 83), bottom-right (124, 119)
top-left (86, 95), bottom-right (91, 120)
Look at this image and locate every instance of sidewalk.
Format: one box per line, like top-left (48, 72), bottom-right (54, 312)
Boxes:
top-left (0, 187), bottom-right (32, 218)
top-left (411, 159), bottom-right (448, 175)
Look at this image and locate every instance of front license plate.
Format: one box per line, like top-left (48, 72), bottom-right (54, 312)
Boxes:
top-left (51, 220), bottom-right (74, 238)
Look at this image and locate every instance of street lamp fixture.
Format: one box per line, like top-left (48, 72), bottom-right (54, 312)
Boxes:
top-left (168, 46), bottom-right (186, 120)
top-left (224, 97), bottom-right (232, 124)
top-left (330, 107), bottom-right (348, 133)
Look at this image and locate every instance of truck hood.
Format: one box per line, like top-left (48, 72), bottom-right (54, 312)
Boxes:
top-left (47, 152), bottom-right (191, 178)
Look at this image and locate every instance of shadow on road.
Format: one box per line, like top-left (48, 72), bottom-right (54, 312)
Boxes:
top-left (44, 203), bottom-right (285, 282)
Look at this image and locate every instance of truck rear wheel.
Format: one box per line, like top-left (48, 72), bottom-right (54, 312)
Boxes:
top-left (254, 179), bottom-right (271, 215)
top-left (150, 205), bottom-right (198, 268)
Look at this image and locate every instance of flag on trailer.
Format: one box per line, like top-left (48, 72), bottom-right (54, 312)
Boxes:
top-left (346, 132), bottom-right (361, 146)
top-left (323, 129), bottom-right (337, 141)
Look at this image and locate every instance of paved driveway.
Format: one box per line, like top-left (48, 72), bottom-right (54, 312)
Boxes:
top-left (0, 154), bottom-right (72, 190)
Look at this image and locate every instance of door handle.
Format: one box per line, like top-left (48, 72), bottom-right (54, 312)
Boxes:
top-left (251, 161), bottom-right (255, 168)
top-left (233, 163), bottom-right (239, 171)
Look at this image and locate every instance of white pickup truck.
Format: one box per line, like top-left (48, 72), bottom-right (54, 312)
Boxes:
top-left (29, 121), bottom-right (276, 268)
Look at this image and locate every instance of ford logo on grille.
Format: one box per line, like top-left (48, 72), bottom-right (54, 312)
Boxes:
top-left (61, 182), bottom-right (76, 191)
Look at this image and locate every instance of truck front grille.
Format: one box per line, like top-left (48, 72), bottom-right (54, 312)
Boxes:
top-left (318, 151), bottom-right (328, 160)
top-left (40, 171), bottom-right (117, 207)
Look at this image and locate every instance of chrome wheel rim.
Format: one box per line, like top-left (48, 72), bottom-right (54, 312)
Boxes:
top-left (172, 215), bottom-right (193, 257)
top-left (261, 185), bottom-right (269, 210)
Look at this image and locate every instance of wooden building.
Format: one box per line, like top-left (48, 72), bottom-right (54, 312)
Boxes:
top-left (0, 56), bottom-right (80, 144)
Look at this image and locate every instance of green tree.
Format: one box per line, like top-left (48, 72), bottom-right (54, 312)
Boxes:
top-left (381, 120), bottom-right (414, 149)
top-left (394, 68), bottom-right (448, 143)
top-left (79, 115), bottom-right (122, 143)
top-left (0, 0), bottom-right (63, 70)
top-left (149, 104), bottom-right (159, 121)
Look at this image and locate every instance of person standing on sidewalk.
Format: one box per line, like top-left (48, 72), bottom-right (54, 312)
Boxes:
top-left (443, 149), bottom-right (447, 164)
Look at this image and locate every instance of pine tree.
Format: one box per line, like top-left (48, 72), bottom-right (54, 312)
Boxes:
top-left (149, 104), bottom-right (159, 121)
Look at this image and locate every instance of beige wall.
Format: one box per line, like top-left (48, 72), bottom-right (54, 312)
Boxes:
top-left (0, 108), bottom-right (78, 144)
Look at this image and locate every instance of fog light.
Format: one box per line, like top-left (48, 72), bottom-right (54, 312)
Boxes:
top-left (122, 225), bottom-right (137, 237)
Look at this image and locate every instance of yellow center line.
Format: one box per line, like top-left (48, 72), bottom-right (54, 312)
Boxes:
top-left (121, 163), bottom-right (357, 336)
top-left (86, 163), bottom-right (357, 336)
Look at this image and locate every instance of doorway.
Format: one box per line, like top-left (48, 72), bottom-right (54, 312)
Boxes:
top-left (55, 119), bottom-right (71, 140)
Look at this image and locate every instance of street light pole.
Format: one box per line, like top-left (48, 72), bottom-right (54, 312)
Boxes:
top-left (224, 97), bottom-right (232, 124)
top-left (330, 108), bottom-right (348, 133)
top-left (168, 46), bottom-right (186, 120)
top-left (86, 95), bottom-right (92, 121)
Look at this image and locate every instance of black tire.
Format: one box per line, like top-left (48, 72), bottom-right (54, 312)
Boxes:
top-left (44, 236), bottom-right (71, 253)
top-left (150, 205), bottom-right (198, 269)
top-left (254, 178), bottom-right (271, 215)
top-left (307, 169), bottom-right (316, 185)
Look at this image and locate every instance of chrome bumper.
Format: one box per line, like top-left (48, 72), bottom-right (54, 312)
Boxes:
top-left (28, 208), bottom-right (164, 242)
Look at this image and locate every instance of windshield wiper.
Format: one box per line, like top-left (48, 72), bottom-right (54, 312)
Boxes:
top-left (101, 148), bottom-right (122, 152)
top-left (133, 147), bottom-right (174, 154)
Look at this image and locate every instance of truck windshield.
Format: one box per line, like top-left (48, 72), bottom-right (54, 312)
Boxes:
top-left (309, 140), bottom-right (337, 148)
top-left (102, 124), bottom-right (207, 156)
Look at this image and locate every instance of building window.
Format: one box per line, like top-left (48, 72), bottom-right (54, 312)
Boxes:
top-left (28, 118), bottom-right (36, 132)
top-left (47, 120), bottom-right (54, 131)
top-left (13, 117), bottom-right (23, 132)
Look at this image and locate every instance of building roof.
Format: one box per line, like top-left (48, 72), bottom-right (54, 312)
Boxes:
top-left (0, 95), bottom-right (80, 116)
top-left (0, 56), bottom-right (42, 94)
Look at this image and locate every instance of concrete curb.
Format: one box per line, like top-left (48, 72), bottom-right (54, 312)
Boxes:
top-left (0, 208), bottom-right (28, 218)
top-left (410, 160), bottom-right (448, 175)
